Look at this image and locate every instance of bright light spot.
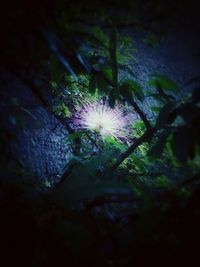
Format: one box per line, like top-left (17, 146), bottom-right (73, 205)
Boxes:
top-left (78, 101), bottom-right (127, 140)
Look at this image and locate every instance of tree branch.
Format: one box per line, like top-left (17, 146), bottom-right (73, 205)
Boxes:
top-left (130, 99), bottom-right (153, 131)
top-left (112, 128), bottom-right (155, 170)
top-left (109, 27), bottom-right (119, 100)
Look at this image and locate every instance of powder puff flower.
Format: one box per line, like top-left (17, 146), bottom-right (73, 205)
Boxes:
top-left (77, 101), bottom-right (128, 140)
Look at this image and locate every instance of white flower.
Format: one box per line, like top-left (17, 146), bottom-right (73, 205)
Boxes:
top-left (78, 101), bottom-right (127, 140)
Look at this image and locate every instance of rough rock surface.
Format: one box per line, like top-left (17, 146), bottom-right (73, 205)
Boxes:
top-left (0, 68), bottom-right (70, 178)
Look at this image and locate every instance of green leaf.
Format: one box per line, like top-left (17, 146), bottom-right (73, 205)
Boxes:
top-left (66, 131), bottom-right (87, 142)
top-left (130, 154), bottom-right (147, 173)
top-left (153, 175), bottom-right (173, 189)
top-left (121, 79), bottom-right (144, 102)
top-left (150, 106), bottom-right (161, 113)
top-left (53, 101), bottom-right (71, 118)
top-left (155, 102), bottom-right (175, 129)
top-left (165, 134), bottom-right (179, 167)
top-left (104, 136), bottom-right (127, 151)
top-left (132, 120), bottom-right (146, 138)
top-left (146, 92), bottom-right (167, 104)
top-left (109, 28), bottom-right (119, 102)
top-left (89, 74), bottom-right (96, 94)
top-left (92, 27), bottom-right (109, 47)
top-left (101, 66), bottom-right (112, 81)
top-left (50, 81), bottom-right (57, 89)
top-left (132, 120), bottom-right (145, 130)
top-left (149, 129), bottom-right (171, 157)
top-left (147, 74), bottom-right (179, 92)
